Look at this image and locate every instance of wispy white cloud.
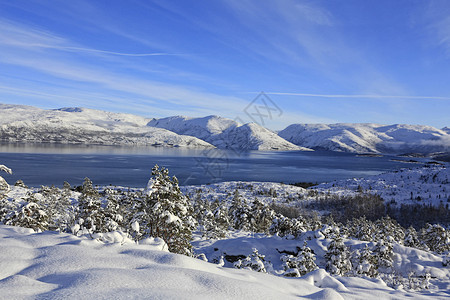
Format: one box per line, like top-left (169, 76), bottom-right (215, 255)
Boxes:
top-left (264, 92), bottom-right (450, 101)
top-left (0, 18), bottom-right (179, 57)
top-left (420, 1), bottom-right (450, 56)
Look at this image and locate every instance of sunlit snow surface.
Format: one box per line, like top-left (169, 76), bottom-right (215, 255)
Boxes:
top-left (0, 225), bottom-right (448, 299)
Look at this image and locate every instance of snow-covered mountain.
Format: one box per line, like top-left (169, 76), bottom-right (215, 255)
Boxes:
top-left (0, 104), bottom-right (214, 148)
top-left (279, 123), bottom-right (449, 154)
top-left (147, 115), bottom-right (311, 151)
top-left (0, 104), bottom-right (310, 151)
top-left (1, 103), bottom-right (448, 153)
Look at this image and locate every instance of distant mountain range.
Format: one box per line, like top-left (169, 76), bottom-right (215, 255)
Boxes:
top-left (0, 103), bottom-right (448, 154)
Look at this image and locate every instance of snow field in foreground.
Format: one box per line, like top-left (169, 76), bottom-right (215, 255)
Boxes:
top-left (0, 225), bottom-right (448, 299)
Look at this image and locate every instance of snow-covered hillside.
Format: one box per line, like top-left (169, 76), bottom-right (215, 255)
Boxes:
top-left (0, 225), bottom-right (447, 299)
top-left (1, 164), bottom-right (449, 299)
top-left (183, 165), bottom-right (449, 210)
top-left (148, 115), bottom-right (310, 151)
top-left (315, 165), bottom-right (450, 207)
top-left (0, 104), bottom-right (213, 148)
top-left (279, 123), bottom-right (449, 154)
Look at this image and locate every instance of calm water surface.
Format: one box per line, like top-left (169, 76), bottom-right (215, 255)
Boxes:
top-left (0, 143), bottom-right (435, 187)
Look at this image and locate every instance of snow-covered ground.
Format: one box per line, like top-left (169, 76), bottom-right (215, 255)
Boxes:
top-left (182, 165), bottom-right (449, 209)
top-left (0, 225), bottom-right (448, 299)
top-left (315, 165), bottom-right (450, 208)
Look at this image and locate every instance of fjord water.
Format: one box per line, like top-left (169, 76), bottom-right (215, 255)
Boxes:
top-left (0, 143), bottom-right (431, 187)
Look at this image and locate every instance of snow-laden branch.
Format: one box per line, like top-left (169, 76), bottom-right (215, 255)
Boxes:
top-left (0, 165), bottom-right (12, 175)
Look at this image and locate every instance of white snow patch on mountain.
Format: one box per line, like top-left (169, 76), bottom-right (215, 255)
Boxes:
top-left (279, 123), bottom-right (449, 154)
top-left (0, 104), bottom-right (213, 148)
top-left (148, 115), bottom-right (312, 151)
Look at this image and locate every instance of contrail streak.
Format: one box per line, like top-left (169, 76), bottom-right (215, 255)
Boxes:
top-left (265, 92), bottom-right (450, 100)
top-left (59, 46), bottom-right (178, 57)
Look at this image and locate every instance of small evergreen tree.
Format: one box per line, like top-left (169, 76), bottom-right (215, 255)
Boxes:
top-left (75, 177), bottom-right (105, 235)
top-left (420, 223), bottom-right (450, 254)
top-left (354, 244), bottom-right (378, 278)
top-left (234, 248), bottom-right (267, 273)
top-left (281, 241), bottom-right (318, 277)
top-left (325, 235), bottom-right (352, 276)
top-left (103, 188), bottom-right (124, 232)
top-left (210, 201), bottom-right (230, 238)
top-left (130, 165), bottom-right (195, 255)
top-left (248, 198), bottom-right (275, 233)
top-left (5, 202), bottom-right (49, 232)
top-left (269, 215), bottom-right (306, 238)
top-left (39, 185), bottom-right (73, 232)
top-left (374, 216), bottom-right (405, 244)
top-left (373, 238), bottom-right (394, 271)
top-left (228, 189), bottom-right (250, 231)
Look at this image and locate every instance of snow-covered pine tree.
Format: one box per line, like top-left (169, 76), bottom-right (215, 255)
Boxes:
top-left (193, 197), bottom-right (215, 237)
top-left (248, 198), bottom-right (275, 233)
top-left (75, 177), bottom-right (105, 235)
top-left (354, 244), bottom-right (378, 278)
top-left (131, 165), bottom-right (195, 255)
top-left (103, 188), bottom-right (124, 232)
top-left (38, 185), bottom-right (73, 232)
top-left (320, 224), bottom-right (341, 239)
top-left (211, 200), bottom-right (230, 238)
top-left (325, 235), bottom-right (352, 276)
top-left (5, 201), bottom-right (49, 232)
top-left (420, 223), bottom-right (450, 254)
top-left (373, 238), bottom-right (394, 271)
top-left (404, 226), bottom-right (427, 250)
top-left (374, 216), bottom-right (405, 244)
top-left (0, 164), bottom-right (12, 199)
top-left (269, 215), bottom-right (306, 238)
top-left (347, 216), bottom-right (376, 241)
top-left (347, 216), bottom-right (375, 241)
top-left (281, 241), bottom-right (318, 277)
top-left (228, 189), bottom-right (250, 231)
top-left (234, 248), bottom-right (267, 273)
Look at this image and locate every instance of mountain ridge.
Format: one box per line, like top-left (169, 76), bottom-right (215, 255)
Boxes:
top-left (0, 103), bottom-right (448, 154)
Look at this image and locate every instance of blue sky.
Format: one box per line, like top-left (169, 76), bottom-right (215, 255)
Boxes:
top-left (0, 0), bottom-right (449, 130)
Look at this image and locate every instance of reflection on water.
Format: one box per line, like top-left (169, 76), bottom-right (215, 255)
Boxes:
top-left (0, 143), bottom-right (436, 188)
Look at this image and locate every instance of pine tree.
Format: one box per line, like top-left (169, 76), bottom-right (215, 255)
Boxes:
top-left (325, 235), bottom-right (352, 276)
top-left (248, 198), bottom-right (275, 233)
top-left (269, 215), bottom-right (306, 238)
top-left (354, 244), bottom-right (378, 278)
top-left (210, 201), bottom-right (230, 238)
top-left (374, 216), bottom-right (405, 244)
top-left (404, 226), bottom-right (425, 249)
top-left (348, 216), bottom-right (375, 241)
top-left (39, 185), bottom-right (73, 232)
top-left (234, 248), bottom-right (267, 273)
top-left (5, 201), bottom-right (49, 232)
top-left (130, 165), bottom-right (195, 255)
top-left (373, 238), bottom-right (394, 271)
top-left (229, 189), bottom-right (250, 231)
top-left (420, 223), bottom-right (450, 254)
top-left (75, 177), bottom-right (105, 235)
top-left (321, 224), bottom-right (341, 239)
top-left (281, 241), bottom-right (318, 277)
top-left (103, 188), bottom-right (124, 232)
